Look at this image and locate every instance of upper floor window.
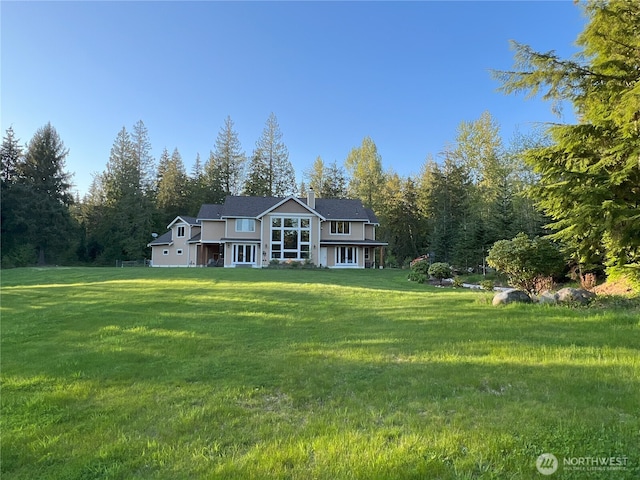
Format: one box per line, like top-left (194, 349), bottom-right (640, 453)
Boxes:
top-left (330, 221), bottom-right (350, 235)
top-left (177, 226), bottom-right (185, 237)
top-left (236, 218), bottom-right (256, 232)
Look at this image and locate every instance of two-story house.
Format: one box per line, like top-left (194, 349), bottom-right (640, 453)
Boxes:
top-left (149, 191), bottom-right (387, 268)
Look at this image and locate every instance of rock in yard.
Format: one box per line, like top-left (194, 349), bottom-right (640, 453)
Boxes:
top-left (492, 289), bottom-right (532, 306)
top-left (556, 287), bottom-right (596, 305)
top-left (537, 291), bottom-right (558, 305)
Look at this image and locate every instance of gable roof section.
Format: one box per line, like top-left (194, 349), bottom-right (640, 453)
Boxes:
top-left (197, 204), bottom-right (224, 221)
top-left (257, 196), bottom-right (325, 219)
top-left (167, 215), bottom-right (198, 229)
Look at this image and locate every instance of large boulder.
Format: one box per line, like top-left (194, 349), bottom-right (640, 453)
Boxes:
top-left (492, 289), bottom-right (532, 306)
top-left (556, 287), bottom-right (596, 305)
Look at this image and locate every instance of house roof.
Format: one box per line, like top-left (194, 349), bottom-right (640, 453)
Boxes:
top-left (220, 196), bottom-right (284, 218)
top-left (148, 230), bottom-right (173, 246)
top-left (313, 198), bottom-right (376, 222)
top-left (197, 204), bottom-right (224, 220)
top-left (197, 196), bottom-right (377, 223)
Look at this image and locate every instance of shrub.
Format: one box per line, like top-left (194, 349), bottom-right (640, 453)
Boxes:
top-left (407, 271), bottom-right (427, 283)
top-left (480, 279), bottom-right (495, 291)
top-left (410, 258), bottom-right (430, 275)
top-left (487, 233), bottom-right (565, 293)
top-left (1, 244), bottom-right (37, 269)
top-left (428, 262), bottom-right (452, 285)
top-left (452, 276), bottom-right (464, 288)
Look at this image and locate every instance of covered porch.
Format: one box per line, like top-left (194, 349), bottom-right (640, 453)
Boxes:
top-left (196, 242), bottom-right (224, 267)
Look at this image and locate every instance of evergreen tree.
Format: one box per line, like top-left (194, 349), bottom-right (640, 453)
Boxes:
top-left (131, 120), bottom-right (155, 194)
top-left (187, 152), bottom-right (209, 212)
top-left (378, 173), bottom-right (423, 266)
top-left (1, 126), bottom-right (21, 184)
top-left (100, 126), bottom-right (155, 262)
top-left (211, 116), bottom-right (246, 196)
top-left (78, 174), bottom-right (108, 262)
top-left (202, 150), bottom-right (228, 204)
top-left (323, 160), bottom-right (349, 199)
top-left (12, 123), bottom-right (75, 265)
top-left (243, 150), bottom-right (271, 196)
top-left (156, 147), bottom-right (189, 222)
top-left (244, 113), bottom-right (296, 196)
top-left (494, 0), bottom-right (640, 269)
top-left (1, 127), bottom-right (26, 264)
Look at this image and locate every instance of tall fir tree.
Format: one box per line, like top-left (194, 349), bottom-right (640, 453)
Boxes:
top-left (156, 147), bottom-right (189, 222)
top-left (11, 123), bottom-right (75, 265)
top-left (210, 116), bottom-right (246, 196)
top-left (187, 152), bottom-right (209, 213)
top-left (1, 127), bottom-right (26, 264)
top-left (131, 120), bottom-right (156, 194)
top-left (323, 161), bottom-right (349, 199)
top-left (494, 0), bottom-right (640, 270)
top-left (244, 113), bottom-right (296, 196)
top-left (99, 126), bottom-right (155, 262)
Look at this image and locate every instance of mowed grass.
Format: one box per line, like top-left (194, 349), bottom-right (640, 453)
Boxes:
top-left (1, 267), bottom-right (638, 479)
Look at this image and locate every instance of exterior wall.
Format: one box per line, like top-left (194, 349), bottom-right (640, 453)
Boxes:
top-left (150, 221), bottom-right (199, 266)
top-left (273, 199), bottom-right (312, 215)
top-left (364, 224), bottom-right (376, 240)
top-left (200, 221), bottom-right (225, 242)
top-left (320, 220), bottom-right (368, 242)
top-left (225, 217), bottom-right (262, 240)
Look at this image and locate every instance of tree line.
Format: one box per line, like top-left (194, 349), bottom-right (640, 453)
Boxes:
top-left (2, 0), bottom-right (638, 280)
top-left (0, 110), bottom-right (547, 269)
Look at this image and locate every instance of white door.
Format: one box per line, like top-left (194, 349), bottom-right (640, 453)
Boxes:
top-left (319, 247), bottom-right (327, 267)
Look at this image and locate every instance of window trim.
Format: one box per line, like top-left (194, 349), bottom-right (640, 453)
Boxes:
top-left (176, 249), bottom-right (183, 256)
top-left (162, 249), bottom-right (169, 256)
top-left (330, 221), bottom-right (350, 235)
top-left (235, 218), bottom-right (256, 233)
top-left (233, 244), bottom-right (256, 264)
top-left (177, 226), bottom-right (186, 238)
top-left (270, 215), bottom-right (312, 261)
top-left (336, 246), bottom-right (358, 265)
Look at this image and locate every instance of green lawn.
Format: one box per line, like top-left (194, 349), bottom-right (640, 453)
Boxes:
top-left (1, 267), bottom-right (638, 479)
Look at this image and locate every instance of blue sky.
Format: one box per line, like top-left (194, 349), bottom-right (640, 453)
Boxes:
top-left (2, 1), bottom-right (586, 197)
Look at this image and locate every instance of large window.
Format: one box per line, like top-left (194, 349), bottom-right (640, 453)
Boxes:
top-left (235, 218), bottom-right (256, 232)
top-left (177, 226), bottom-right (185, 237)
top-left (271, 216), bottom-right (311, 260)
top-left (330, 221), bottom-right (350, 235)
top-left (336, 246), bottom-right (357, 265)
top-left (233, 244), bottom-right (256, 264)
